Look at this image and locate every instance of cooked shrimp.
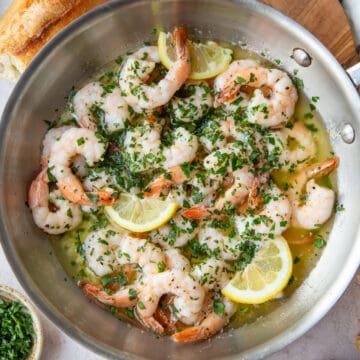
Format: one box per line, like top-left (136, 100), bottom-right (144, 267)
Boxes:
top-left (199, 115), bottom-right (247, 153)
top-left (288, 156), bottom-right (338, 229)
top-left (280, 121), bottom-right (316, 169)
top-left (137, 269), bottom-right (205, 331)
top-left (172, 312), bottom-right (226, 342)
top-left (84, 230), bottom-right (169, 307)
top-left (144, 165), bottom-right (189, 198)
top-left (150, 214), bottom-right (198, 248)
top-left (236, 182), bottom-right (291, 236)
top-left (71, 155), bottom-right (88, 178)
top-left (119, 28), bottom-right (190, 112)
top-left (163, 127), bottom-right (198, 168)
top-left (48, 128), bottom-right (115, 205)
top-left (73, 82), bottom-right (130, 133)
top-left (83, 226), bottom-right (123, 277)
top-left (188, 171), bottom-right (222, 207)
top-left (197, 223), bottom-right (242, 261)
top-left (164, 248), bottom-right (191, 272)
top-left (172, 295), bottom-right (237, 342)
top-left (145, 166), bottom-right (218, 208)
top-left (41, 126), bottom-right (74, 167)
top-left (83, 168), bottom-right (117, 192)
top-left (82, 283), bottom-right (138, 308)
top-left (214, 59), bottom-right (257, 108)
top-left (192, 258), bottom-right (230, 291)
top-left (28, 168), bottom-right (82, 234)
top-left (181, 160), bottom-right (258, 219)
top-left (42, 126), bottom-right (89, 177)
top-left (182, 176), bottom-right (262, 220)
top-left (203, 146), bottom-right (256, 210)
top-left (169, 81), bottom-right (213, 123)
top-left (117, 236), bottom-right (166, 276)
top-left (215, 166), bottom-right (255, 210)
top-left (124, 123), bottom-right (198, 173)
top-left (215, 60), bottom-right (298, 128)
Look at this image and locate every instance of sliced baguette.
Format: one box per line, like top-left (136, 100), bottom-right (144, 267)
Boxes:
top-left (0, 0), bottom-right (108, 80)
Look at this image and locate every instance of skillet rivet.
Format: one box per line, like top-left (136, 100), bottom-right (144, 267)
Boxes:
top-left (340, 123), bottom-right (355, 144)
top-left (292, 48), bottom-right (312, 67)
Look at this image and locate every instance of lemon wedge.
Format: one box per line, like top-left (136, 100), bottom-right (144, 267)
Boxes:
top-left (222, 236), bottom-right (293, 304)
top-left (158, 31), bottom-right (233, 80)
top-left (105, 193), bottom-right (178, 233)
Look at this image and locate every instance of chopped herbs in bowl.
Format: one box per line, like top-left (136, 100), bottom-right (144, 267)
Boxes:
top-left (0, 286), bottom-right (43, 360)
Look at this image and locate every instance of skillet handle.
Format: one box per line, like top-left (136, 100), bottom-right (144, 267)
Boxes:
top-left (347, 63), bottom-right (360, 90)
top-left (342, 0), bottom-right (360, 89)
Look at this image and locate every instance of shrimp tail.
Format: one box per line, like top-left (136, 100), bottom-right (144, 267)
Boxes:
top-left (138, 315), bottom-right (165, 335)
top-left (59, 177), bottom-right (116, 205)
top-left (305, 156), bottom-right (339, 179)
top-left (144, 165), bottom-right (190, 197)
top-left (82, 283), bottom-right (138, 307)
top-left (216, 83), bottom-right (241, 105)
top-left (173, 27), bottom-right (190, 62)
top-left (173, 27), bottom-right (191, 82)
top-left (182, 206), bottom-right (212, 220)
top-left (28, 168), bottom-right (48, 209)
top-left (238, 177), bottom-right (263, 214)
top-left (172, 313), bottom-right (226, 342)
top-left (144, 177), bottom-right (173, 197)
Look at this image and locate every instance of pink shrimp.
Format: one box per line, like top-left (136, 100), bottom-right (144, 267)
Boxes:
top-left (82, 283), bottom-right (138, 308)
top-left (28, 168), bottom-right (82, 234)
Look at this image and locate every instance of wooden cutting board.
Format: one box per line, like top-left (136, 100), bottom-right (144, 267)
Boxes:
top-left (260, 0), bottom-right (359, 68)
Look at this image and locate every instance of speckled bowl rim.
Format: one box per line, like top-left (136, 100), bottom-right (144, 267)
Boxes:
top-left (0, 285), bottom-right (43, 360)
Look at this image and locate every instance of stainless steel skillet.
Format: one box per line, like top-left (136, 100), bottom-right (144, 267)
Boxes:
top-left (0, 1), bottom-right (359, 359)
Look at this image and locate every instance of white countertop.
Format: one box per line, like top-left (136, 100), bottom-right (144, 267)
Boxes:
top-left (0, 1), bottom-right (359, 359)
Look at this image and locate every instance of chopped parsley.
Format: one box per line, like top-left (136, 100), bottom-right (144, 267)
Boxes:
top-left (128, 288), bottom-right (138, 300)
top-left (0, 300), bottom-right (34, 360)
top-left (305, 123), bottom-right (318, 132)
top-left (313, 235), bottom-right (326, 248)
top-left (292, 77), bottom-right (304, 90)
top-left (77, 137), bottom-right (85, 146)
top-left (157, 261), bottom-right (166, 273)
top-left (335, 202), bottom-right (345, 212)
top-left (138, 301), bottom-right (145, 310)
top-left (213, 300), bottom-right (225, 316)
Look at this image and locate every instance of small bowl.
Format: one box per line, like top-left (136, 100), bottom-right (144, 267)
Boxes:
top-left (0, 285), bottom-right (43, 360)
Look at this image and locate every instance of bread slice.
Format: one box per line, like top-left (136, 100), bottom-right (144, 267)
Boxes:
top-left (0, 0), bottom-right (108, 80)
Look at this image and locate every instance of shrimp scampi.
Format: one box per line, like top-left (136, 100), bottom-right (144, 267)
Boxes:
top-left (287, 157), bottom-right (338, 230)
top-left (29, 29), bottom-right (340, 343)
top-left (48, 127), bottom-right (115, 206)
top-left (119, 28), bottom-right (190, 112)
top-left (168, 80), bottom-right (213, 123)
top-left (28, 168), bottom-right (82, 234)
top-left (73, 82), bottom-right (130, 133)
top-left (215, 60), bottom-right (298, 128)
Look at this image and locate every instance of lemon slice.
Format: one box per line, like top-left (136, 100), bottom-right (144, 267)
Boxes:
top-left (105, 193), bottom-right (178, 233)
top-left (222, 236), bottom-right (293, 304)
top-left (158, 31), bottom-right (233, 80)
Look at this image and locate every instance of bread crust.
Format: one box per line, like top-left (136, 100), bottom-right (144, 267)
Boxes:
top-left (0, 0), bottom-right (108, 80)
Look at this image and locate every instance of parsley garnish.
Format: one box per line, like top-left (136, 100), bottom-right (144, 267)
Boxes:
top-left (157, 262), bottom-right (166, 273)
top-left (77, 137), bottom-right (85, 146)
top-left (313, 235), bottom-right (326, 248)
top-left (213, 300), bottom-right (225, 316)
top-left (138, 301), bottom-right (145, 310)
top-left (86, 193), bottom-right (99, 205)
top-left (128, 288), bottom-right (138, 300)
top-left (292, 77), bottom-right (304, 90)
top-left (180, 162), bottom-right (191, 178)
top-left (0, 300), bottom-right (34, 360)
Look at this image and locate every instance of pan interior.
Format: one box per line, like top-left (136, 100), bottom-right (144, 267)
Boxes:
top-left (1, 1), bottom-right (359, 359)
